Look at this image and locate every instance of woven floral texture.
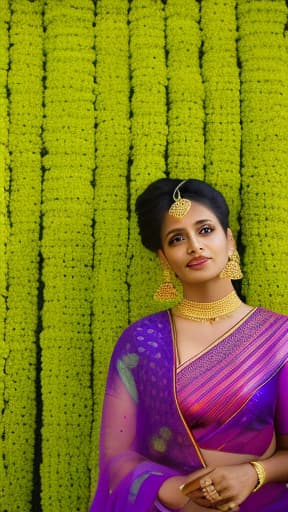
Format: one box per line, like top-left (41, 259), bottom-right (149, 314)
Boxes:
top-left (0, 0), bottom-right (287, 511)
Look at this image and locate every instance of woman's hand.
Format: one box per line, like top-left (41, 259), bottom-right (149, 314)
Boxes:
top-left (185, 463), bottom-right (257, 511)
top-left (182, 501), bottom-right (218, 511)
top-left (157, 468), bottom-right (216, 510)
top-left (158, 462), bottom-right (257, 511)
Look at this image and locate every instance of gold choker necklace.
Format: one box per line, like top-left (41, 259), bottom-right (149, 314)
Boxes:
top-left (172, 291), bottom-right (242, 323)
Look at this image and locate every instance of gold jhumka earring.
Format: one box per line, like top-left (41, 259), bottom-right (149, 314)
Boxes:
top-left (220, 250), bottom-right (243, 280)
top-left (168, 180), bottom-right (191, 218)
top-left (154, 258), bottom-right (180, 302)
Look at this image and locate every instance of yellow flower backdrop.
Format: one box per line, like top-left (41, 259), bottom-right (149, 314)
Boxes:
top-left (0, 0), bottom-right (287, 511)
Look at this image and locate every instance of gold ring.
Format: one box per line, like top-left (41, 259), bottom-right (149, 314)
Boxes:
top-left (206, 484), bottom-right (216, 493)
top-left (200, 477), bottom-right (213, 487)
top-left (202, 484), bottom-right (221, 502)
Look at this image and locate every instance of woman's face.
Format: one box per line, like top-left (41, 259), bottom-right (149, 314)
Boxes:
top-left (159, 201), bottom-right (234, 289)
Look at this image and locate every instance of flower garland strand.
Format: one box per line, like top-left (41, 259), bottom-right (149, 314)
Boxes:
top-left (237, 0), bottom-right (288, 313)
top-left (0, 0), bottom-right (10, 499)
top-left (1, 2), bottom-right (288, 510)
top-left (41, 1), bottom-right (95, 510)
top-left (128, 0), bottom-right (169, 322)
top-left (201, 0), bottom-right (241, 237)
top-left (3, 0), bottom-right (43, 509)
top-left (90, 0), bottom-right (130, 496)
top-left (165, 0), bottom-right (205, 180)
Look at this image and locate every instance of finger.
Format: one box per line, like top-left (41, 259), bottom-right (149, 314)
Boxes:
top-left (216, 501), bottom-right (240, 512)
top-left (210, 485), bottom-right (231, 502)
top-left (191, 494), bottom-right (218, 508)
top-left (227, 503), bottom-right (240, 512)
top-left (202, 488), bottom-right (222, 503)
top-left (192, 497), bottom-right (216, 508)
top-left (186, 489), bottom-right (206, 500)
top-left (201, 483), bottom-right (222, 504)
top-left (200, 476), bottom-right (213, 487)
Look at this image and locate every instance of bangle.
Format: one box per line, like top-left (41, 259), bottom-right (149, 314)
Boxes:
top-left (249, 461), bottom-right (266, 492)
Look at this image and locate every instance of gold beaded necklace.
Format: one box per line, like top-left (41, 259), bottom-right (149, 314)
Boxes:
top-left (172, 291), bottom-right (242, 323)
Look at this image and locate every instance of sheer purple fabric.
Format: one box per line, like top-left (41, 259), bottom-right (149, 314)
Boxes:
top-left (90, 308), bottom-right (288, 511)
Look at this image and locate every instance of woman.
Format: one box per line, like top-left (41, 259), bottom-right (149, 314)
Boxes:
top-left (90, 178), bottom-right (288, 512)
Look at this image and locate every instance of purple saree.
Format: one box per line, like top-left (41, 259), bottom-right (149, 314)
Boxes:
top-left (90, 308), bottom-right (288, 512)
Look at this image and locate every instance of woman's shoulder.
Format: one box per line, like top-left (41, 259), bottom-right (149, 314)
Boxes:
top-left (256, 306), bottom-right (288, 323)
top-left (120, 309), bottom-right (170, 338)
top-left (114, 309), bottom-right (171, 353)
top-left (254, 307), bottom-right (288, 357)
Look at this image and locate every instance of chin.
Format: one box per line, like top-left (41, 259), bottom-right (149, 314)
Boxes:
top-left (188, 273), bottom-right (222, 285)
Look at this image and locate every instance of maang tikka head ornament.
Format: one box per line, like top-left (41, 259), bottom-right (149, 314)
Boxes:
top-left (168, 180), bottom-right (192, 218)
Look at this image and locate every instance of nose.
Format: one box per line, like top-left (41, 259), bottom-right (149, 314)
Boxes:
top-left (186, 235), bottom-right (203, 254)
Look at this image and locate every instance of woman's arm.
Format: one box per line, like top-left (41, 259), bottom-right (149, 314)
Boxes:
top-left (257, 361), bottom-right (288, 483)
top-left (91, 338), bottom-right (185, 512)
top-left (157, 474), bottom-right (190, 510)
top-left (259, 362), bottom-right (288, 483)
top-left (256, 435), bottom-right (288, 483)
top-left (157, 467), bottom-right (216, 510)
top-left (156, 438), bottom-right (288, 511)
top-left (181, 444), bottom-right (288, 510)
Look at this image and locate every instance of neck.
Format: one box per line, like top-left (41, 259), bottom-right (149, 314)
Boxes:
top-left (173, 287), bottom-right (242, 323)
top-left (182, 279), bottom-right (235, 302)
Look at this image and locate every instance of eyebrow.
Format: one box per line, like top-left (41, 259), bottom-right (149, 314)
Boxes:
top-left (164, 219), bottom-right (213, 238)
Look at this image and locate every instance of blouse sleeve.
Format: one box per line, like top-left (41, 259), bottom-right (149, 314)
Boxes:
top-left (275, 362), bottom-right (288, 435)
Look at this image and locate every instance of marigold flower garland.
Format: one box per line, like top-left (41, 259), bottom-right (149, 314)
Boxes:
top-left (128, 0), bottom-right (169, 322)
top-left (237, 0), bottom-right (288, 313)
top-left (1, 3), bottom-right (288, 511)
top-left (41, 1), bottom-right (95, 510)
top-left (0, 0), bottom-right (10, 499)
top-left (90, 0), bottom-right (130, 494)
top-left (2, 1), bottom-right (42, 509)
top-left (165, 0), bottom-right (205, 180)
top-left (201, 0), bottom-right (241, 237)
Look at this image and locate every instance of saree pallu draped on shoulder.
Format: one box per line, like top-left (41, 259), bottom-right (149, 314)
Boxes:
top-left (177, 307), bottom-right (288, 455)
top-left (90, 308), bottom-right (288, 511)
top-left (90, 311), bottom-right (205, 511)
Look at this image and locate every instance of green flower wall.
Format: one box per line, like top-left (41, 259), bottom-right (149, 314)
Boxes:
top-left (0, 0), bottom-right (287, 511)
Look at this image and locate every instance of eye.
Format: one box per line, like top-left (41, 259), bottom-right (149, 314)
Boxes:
top-left (199, 225), bottom-right (214, 235)
top-left (168, 233), bottom-right (185, 246)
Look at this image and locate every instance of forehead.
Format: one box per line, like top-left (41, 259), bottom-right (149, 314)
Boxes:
top-left (161, 201), bottom-right (219, 233)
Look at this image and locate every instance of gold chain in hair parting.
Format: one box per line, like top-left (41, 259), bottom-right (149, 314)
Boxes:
top-left (168, 180), bottom-right (191, 218)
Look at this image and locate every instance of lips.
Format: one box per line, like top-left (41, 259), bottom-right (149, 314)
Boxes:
top-left (187, 257), bottom-right (210, 268)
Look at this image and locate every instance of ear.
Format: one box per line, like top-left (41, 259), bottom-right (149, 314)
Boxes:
top-left (157, 248), bottom-right (168, 263)
top-left (156, 249), bottom-right (172, 271)
top-left (226, 228), bottom-right (236, 257)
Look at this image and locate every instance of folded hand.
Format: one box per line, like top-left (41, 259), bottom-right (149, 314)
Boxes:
top-left (181, 463), bottom-right (257, 511)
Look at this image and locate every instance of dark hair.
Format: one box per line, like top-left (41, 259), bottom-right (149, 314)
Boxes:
top-left (135, 178), bottom-right (230, 252)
